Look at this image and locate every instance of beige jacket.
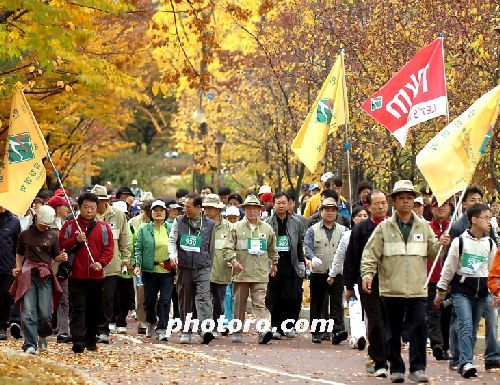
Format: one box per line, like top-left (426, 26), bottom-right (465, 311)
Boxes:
top-left (99, 206), bottom-right (131, 276)
top-left (211, 219), bottom-right (233, 284)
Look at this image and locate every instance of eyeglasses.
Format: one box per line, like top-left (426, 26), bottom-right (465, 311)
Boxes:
top-left (477, 216), bottom-right (491, 221)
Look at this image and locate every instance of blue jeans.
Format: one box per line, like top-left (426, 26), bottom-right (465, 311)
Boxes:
top-left (22, 274), bottom-right (52, 350)
top-left (142, 272), bottom-right (174, 330)
top-left (452, 294), bottom-right (488, 370)
top-left (222, 283), bottom-right (234, 326)
top-left (483, 296), bottom-right (500, 364)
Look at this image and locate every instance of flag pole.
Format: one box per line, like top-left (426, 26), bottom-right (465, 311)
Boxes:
top-left (439, 32), bottom-right (450, 123)
top-left (339, 48), bottom-right (352, 208)
top-left (425, 187), bottom-right (466, 287)
top-left (19, 90), bottom-right (95, 263)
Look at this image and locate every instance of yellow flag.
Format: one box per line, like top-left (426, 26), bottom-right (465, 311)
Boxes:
top-left (416, 85), bottom-right (499, 205)
top-left (291, 52), bottom-right (349, 173)
top-left (0, 90), bottom-right (47, 216)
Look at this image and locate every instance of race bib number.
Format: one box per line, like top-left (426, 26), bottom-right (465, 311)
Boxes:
top-left (247, 238), bottom-right (267, 255)
top-left (180, 234), bottom-right (202, 253)
top-left (276, 235), bottom-right (290, 252)
top-left (461, 253), bottom-right (486, 274)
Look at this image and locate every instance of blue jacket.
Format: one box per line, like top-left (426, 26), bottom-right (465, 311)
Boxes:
top-left (0, 210), bottom-right (21, 275)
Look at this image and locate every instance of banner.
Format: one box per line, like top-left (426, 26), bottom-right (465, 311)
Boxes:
top-left (292, 52), bottom-right (349, 173)
top-left (416, 86), bottom-right (499, 205)
top-left (0, 90), bottom-right (47, 216)
top-left (362, 38), bottom-right (447, 146)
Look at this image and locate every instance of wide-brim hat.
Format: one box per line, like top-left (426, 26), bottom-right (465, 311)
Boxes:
top-left (202, 193), bottom-right (225, 209)
top-left (241, 195), bottom-right (264, 208)
top-left (387, 180), bottom-right (420, 198)
top-left (319, 197), bottom-right (338, 210)
top-left (140, 191), bottom-right (154, 202)
top-left (91, 184), bottom-right (112, 200)
top-left (116, 187), bottom-right (135, 198)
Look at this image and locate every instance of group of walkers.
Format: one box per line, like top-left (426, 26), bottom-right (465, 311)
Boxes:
top-left (0, 175), bottom-right (499, 383)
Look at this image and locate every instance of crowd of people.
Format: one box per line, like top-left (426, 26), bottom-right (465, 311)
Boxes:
top-left (0, 175), bottom-right (499, 383)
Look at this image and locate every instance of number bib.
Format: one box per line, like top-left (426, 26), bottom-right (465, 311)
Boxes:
top-left (180, 233), bottom-right (202, 253)
top-left (461, 253), bottom-right (486, 274)
top-left (247, 238), bottom-right (267, 255)
top-left (276, 235), bottom-right (290, 252)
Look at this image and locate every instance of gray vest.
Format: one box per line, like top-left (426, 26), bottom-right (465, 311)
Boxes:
top-left (176, 215), bottom-right (214, 269)
top-left (311, 222), bottom-right (345, 274)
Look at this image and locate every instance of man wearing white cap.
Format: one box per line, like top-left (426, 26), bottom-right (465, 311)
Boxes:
top-left (130, 180), bottom-right (143, 200)
top-left (303, 172), bottom-right (335, 217)
top-left (11, 205), bottom-right (66, 354)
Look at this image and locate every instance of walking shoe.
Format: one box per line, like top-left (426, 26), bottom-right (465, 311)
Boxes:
top-left (146, 323), bottom-right (156, 338)
top-left (220, 327), bottom-right (229, 336)
top-left (231, 333), bottom-right (242, 343)
top-left (108, 323), bottom-right (117, 334)
top-left (285, 330), bottom-right (295, 338)
top-left (258, 330), bottom-right (273, 344)
top-left (408, 370), bottom-right (429, 383)
top-left (86, 342), bottom-right (97, 351)
top-left (137, 326), bottom-right (146, 335)
top-left (212, 331), bottom-right (219, 339)
top-left (332, 330), bottom-right (348, 345)
top-left (485, 359), bottom-right (500, 370)
top-left (460, 363), bottom-right (477, 378)
top-left (321, 332), bottom-right (330, 341)
top-left (179, 333), bottom-right (191, 344)
top-left (272, 331), bottom-right (282, 340)
top-left (116, 327), bottom-right (127, 334)
top-left (10, 323), bottom-right (21, 339)
top-left (57, 334), bottom-right (72, 343)
top-left (201, 331), bottom-right (214, 345)
top-left (365, 361), bottom-right (376, 374)
top-left (432, 346), bottom-right (449, 361)
top-left (72, 342), bottom-right (85, 354)
top-left (0, 329), bottom-right (7, 340)
top-left (374, 368), bottom-right (387, 378)
top-left (38, 337), bottom-right (48, 352)
top-left (448, 362), bottom-right (459, 371)
top-left (357, 336), bottom-right (366, 351)
top-left (157, 331), bottom-right (168, 342)
top-left (390, 372), bottom-right (405, 383)
top-left (131, 310), bottom-right (137, 319)
top-left (97, 334), bottom-right (109, 344)
top-left (25, 347), bottom-right (37, 355)
top-left (312, 334), bottom-right (322, 344)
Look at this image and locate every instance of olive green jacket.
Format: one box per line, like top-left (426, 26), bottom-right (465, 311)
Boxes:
top-left (210, 219), bottom-right (233, 284)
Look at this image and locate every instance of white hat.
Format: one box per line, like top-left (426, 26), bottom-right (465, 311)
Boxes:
top-left (151, 200), bottom-right (167, 210)
top-left (131, 179), bottom-right (138, 185)
top-left (140, 191), bottom-right (154, 202)
top-left (90, 184), bottom-right (111, 200)
top-left (320, 172), bottom-right (334, 183)
top-left (258, 185), bottom-right (272, 195)
top-left (414, 196), bottom-right (424, 206)
top-left (112, 201), bottom-right (128, 213)
top-left (225, 206), bottom-right (240, 217)
top-left (37, 205), bottom-right (56, 226)
top-left (202, 194), bottom-right (225, 209)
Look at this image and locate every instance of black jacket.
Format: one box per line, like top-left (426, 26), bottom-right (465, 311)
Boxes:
top-left (342, 218), bottom-right (377, 290)
top-left (0, 210), bottom-right (21, 275)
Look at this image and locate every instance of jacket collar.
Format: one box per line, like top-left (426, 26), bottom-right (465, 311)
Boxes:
top-left (242, 216), bottom-right (262, 228)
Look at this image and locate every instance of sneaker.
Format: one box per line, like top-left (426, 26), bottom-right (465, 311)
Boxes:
top-left (390, 372), bottom-right (405, 383)
top-left (220, 327), bottom-right (229, 336)
top-left (86, 342), bottom-right (97, 351)
top-left (146, 323), bottom-right (156, 338)
top-left (57, 334), bottom-right (72, 343)
top-left (38, 337), bottom-right (48, 352)
top-left (321, 332), bottom-right (330, 341)
top-left (374, 368), bottom-right (388, 378)
top-left (25, 347), bottom-right (37, 355)
top-left (332, 330), bottom-right (348, 345)
top-left (448, 362), bottom-right (459, 371)
top-left (179, 333), bottom-right (191, 344)
top-left (108, 323), bottom-right (117, 334)
top-left (10, 323), bottom-right (21, 339)
top-left (201, 331), bottom-right (214, 345)
top-left (231, 333), bottom-right (242, 343)
top-left (131, 310), bottom-right (137, 319)
top-left (460, 363), bottom-right (477, 378)
top-left (408, 370), bottom-right (429, 383)
top-left (312, 334), bottom-right (322, 344)
top-left (0, 329), bottom-right (7, 340)
top-left (365, 361), bottom-right (376, 374)
top-left (485, 359), bottom-right (500, 370)
top-left (272, 331), bottom-right (282, 340)
top-left (285, 330), bottom-right (295, 338)
top-left (72, 342), bottom-right (85, 354)
top-left (97, 334), bottom-right (109, 344)
top-left (137, 326), bottom-right (146, 335)
top-left (212, 331), bottom-right (219, 339)
top-left (116, 327), bottom-right (127, 334)
top-left (357, 336), bottom-right (366, 351)
top-left (158, 331), bottom-right (168, 342)
top-left (258, 330), bottom-right (273, 344)
top-left (432, 346), bottom-right (448, 361)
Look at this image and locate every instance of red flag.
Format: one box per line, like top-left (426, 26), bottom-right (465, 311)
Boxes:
top-left (362, 38), bottom-right (447, 146)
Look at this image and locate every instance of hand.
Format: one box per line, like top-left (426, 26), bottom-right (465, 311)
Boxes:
top-left (122, 261), bottom-right (132, 270)
top-left (305, 259), bottom-right (312, 271)
top-left (270, 264), bottom-right (278, 277)
top-left (362, 278), bottom-right (372, 294)
top-left (327, 276), bottom-right (334, 285)
top-left (55, 250), bottom-right (68, 263)
top-left (170, 256), bottom-right (178, 267)
top-left (434, 291), bottom-right (446, 310)
top-left (90, 262), bottom-right (102, 272)
top-left (76, 232), bottom-right (87, 243)
top-left (311, 257), bottom-right (322, 269)
top-left (133, 266), bottom-right (141, 276)
top-left (12, 267), bottom-right (21, 277)
top-left (232, 260), bottom-right (243, 273)
top-left (439, 234), bottom-right (450, 247)
top-left (345, 289), bottom-right (356, 301)
top-left (493, 295), bottom-right (500, 308)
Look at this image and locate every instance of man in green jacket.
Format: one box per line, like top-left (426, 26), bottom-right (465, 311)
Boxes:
top-left (223, 195), bottom-right (279, 344)
top-left (361, 180), bottom-right (449, 384)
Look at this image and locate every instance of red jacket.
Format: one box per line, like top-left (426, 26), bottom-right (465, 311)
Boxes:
top-left (427, 219), bottom-right (450, 283)
top-left (59, 217), bottom-right (114, 280)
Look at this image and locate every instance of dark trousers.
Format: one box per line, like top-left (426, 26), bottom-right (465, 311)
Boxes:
top-left (359, 276), bottom-right (387, 370)
top-left (69, 278), bottom-right (103, 346)
top-left (114, 277), bottom-right (135, 327)
top-left (171, 285), bottom-right (180, 319)
top-left (176, 267), bottom-right (212, 328)
top-left (426, 283), bottom-right (444, 349)
top-left (267, 290), bottom-right (297, 334)
top-left (310, 273), bottom-right (344, 336)
top-left (98, 275), bottom-right (120, 335)
top-left (295, 278), bottom-right (304, 321)
top-left (0, 274), bottom-right (14, 331)
top-left (210, 282), bottom-right (227, 322)
top-left (383, 297), bottom-right (427, 374)
top-left (142, 272), bottom-right (174, 330)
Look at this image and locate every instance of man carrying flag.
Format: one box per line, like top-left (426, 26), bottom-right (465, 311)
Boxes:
top-left (291, 51), bottom-right (349, 173)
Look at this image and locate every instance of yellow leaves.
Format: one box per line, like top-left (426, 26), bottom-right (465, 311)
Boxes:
top-left (152, 81), bottom-right (160, 96)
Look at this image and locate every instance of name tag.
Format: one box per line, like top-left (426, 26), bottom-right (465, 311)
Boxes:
top-left (461, 253), bottom-right (486, 274)
top-left (276, 235), bottom-right (290, 252)
top-left (180, 233), bottom-right (202, 253)
top-left (247, 238), bottom-right (267, 255)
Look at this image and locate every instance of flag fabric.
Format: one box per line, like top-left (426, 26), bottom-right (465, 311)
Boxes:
top-left (0, 89), bottom-right (47, 216)
top-left (292, 52), bottom-right (349, 173)
top-left (416, 85), bottom-right (499, 205)
top-left (362, 38), bottom-right (447, 147)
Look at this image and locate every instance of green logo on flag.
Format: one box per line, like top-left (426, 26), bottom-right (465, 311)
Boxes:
top-left (317, 98), bottom-right (334, 124)
top-left (371, 96), bottom-right (383, 111)
top-left (8, 132), bottom-right (35, 164)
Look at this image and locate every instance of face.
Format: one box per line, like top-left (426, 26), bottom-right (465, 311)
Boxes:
top-left (491, 202), bottom-right (500, 217)
top-left (432, 202), bottom-right (451, 221)
top-left (167, 209), bottom-right (179, 220)
top-left (312, 188), bottom-right (320, 195)
top-left (141, 209), bottom-right (151, 222)
top-left (125, 196), bottom-right (134, 205)
top-left (244, 205), bottom-right (261, 222)
top-left (413, 203), bottom-right (424, 218)
top-left (320, 206), bottom-right (338, 223)
top-left (36, 223), bottom-right (49, 232)
top-left (472, 209), bottom-right (491, 233)
top-left (203, 206), bottom-right (221, 220)
top-left (463, 193), bottom-right (482, 210)
top-left (184, 198), bottom-right (201, 218)
top-left (422, 194), bottom-right (432, 205)
top-left (369, 192), bottom-right (388, 219)
top-left (200, 188), bottom-right (211, 198)
top-left (353, 209), bottom-right (369, 225)
top-left (220, 195), bottom-right (229, 205)
top-left (392, 192), bottom-right (415, 214)
top-left (79, 200), bottom-right (97, 221)
top-left (228, 198), bottom-right (240, 207)
top-left (32, 200), bottom-right (43, 210)
top-left (56, 205), bottom-right (69, 219)
top-left (97, 200), bottom-right (108, 214)
top-left (333, 185), bottom-right (342, 196)
top-left (226, 215), bottom-right (239, 224)
top-left (151, 207), bottom-right (166, 221)
top-left (287, 199), bottom-right (296, 215)
top-left (273, 195), bottom-right (288, 216)
top-left (360, 188), bottom-right (371, 202)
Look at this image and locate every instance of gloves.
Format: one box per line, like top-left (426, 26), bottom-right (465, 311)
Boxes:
top-left (311, 257), bottom-right (323, 269)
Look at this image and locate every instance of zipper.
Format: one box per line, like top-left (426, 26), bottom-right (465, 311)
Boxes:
top-left (475, 277), bottom-right (480, 298)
